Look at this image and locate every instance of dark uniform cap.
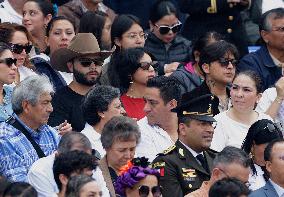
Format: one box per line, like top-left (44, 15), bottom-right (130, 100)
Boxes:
top-left (172, 94), bottom-right (216, 122)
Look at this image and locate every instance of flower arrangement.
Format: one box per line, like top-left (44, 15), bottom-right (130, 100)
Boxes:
top-left (115, 157), bottom-right (160, 196)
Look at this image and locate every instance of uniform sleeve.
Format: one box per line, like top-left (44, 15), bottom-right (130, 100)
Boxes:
top-left (152, 157), bottom-right (184, 197)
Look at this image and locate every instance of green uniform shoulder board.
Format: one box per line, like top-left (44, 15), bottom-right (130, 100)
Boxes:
top-left (163, 145), bottom-right (176, 155)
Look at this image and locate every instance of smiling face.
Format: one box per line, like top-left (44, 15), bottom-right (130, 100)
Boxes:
top-left (0, 49), bottom-right (17, 85)
top-left (46, 19), bottom-right (75, 55)
top-left (10, 31), bottom-right (29, 67)
top-left (230, 74), bottom-right (261, 113)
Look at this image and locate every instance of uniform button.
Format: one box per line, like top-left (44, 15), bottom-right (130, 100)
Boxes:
top-left (228, 16), bottom-right (234, 20)
top-left (229, 3), bottom-right (233, 8)
top-left (227, 28), bottom-right (233, 33)
top-left (189, 184), bottom-right (192, 188)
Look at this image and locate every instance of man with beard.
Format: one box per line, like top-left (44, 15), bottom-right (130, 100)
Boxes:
top-left (49, 33), bottom-right (112, 132)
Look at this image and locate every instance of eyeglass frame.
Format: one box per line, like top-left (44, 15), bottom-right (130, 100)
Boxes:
top-left (10, 43), bottom-right (33, 54)
top-left (73, 57), bottom-right (104, 67)
top-left (218, 58), bottom-right (239, 68)
top-left (138, 185), bottom-right (162, 197)
top-left (124, 32), bottom-right (148, 40)
top-left (154, 21), bottom-right (182, 35)
top-left (218, 167), bottom-right (251, 187)
top-left (0, 57), bottom-right (17, 67)
top-left (139, 61), bottom-right (158, 71)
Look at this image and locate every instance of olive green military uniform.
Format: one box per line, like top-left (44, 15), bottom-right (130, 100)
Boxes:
top-left (152, 140), bottom-right (217, 197)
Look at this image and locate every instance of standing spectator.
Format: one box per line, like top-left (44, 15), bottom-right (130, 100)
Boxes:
top-left (22, 0), bottom-right (54, 52)
top-left (152, 94), bottom-right (217, 196)
top-left (238, 8), bottom-right (284, 90)
top-left (0, 0), bottom-right (26, 24)
top-left (135, 76), bottom-right (181, 162)
top-left (249, 139), bottom-right (284, 197)
top-left (178, 0), bottom-right (249, 57)
top-left (211, 71), bottom-right (272, 152)
top-left (48, 33), bottom-right (111, 132)
top-left (0, 42), bottom-right (17, 122)
top-left (0, 75), bottom-right (61, 181)
top-left (145, 0), bottom-right (192, 76)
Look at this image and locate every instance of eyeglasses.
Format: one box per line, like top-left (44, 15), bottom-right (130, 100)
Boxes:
top-left (139, 61), bottom-right (158, 71)
top-left (271, 26), bottom-right (284, 33)
top-left (218, 168), bottom-right (251, 187)
top-left (218, 58), bottom-right (238, 68)
top-left (77, 58), bottom-right (104, 67)
top-left (155, 21), bottom-right (182, 35)
top-left (125, 32), bottom-right (148, 40)
top-left (0, 58), bottom-right (17, 67)
top-left (10, 43), bottom-right (32, 54)
top-left (139, 185), bottom-right (162, 197)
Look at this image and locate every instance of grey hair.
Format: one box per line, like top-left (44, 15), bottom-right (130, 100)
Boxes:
top-left (12, 75), bottom-right (54, 114)
top-left (66, 175), bottom-right (97, 197)
top-left (213, 146), bottom-right (250, 169)
top-left (260, 8), bottom-right (284, 31)
top-left (57, 132), bottom-right (92, 154)
top-left (101, 116), bottom-right (141, 149)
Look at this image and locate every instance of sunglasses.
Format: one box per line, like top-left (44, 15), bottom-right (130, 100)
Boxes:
top-left (77, 58), bottom-right (104, 67)
top-left (155, 22), bottom-right (182, 35)
top-left (139, 61), bottom-right (158, 71)
top-left (0, 58), bottom-right (17, 67)
top-left (138, 185), bottom-right (162, 197)
top-left (218, 58), bottom-right (238, 68)
top-left (10, 43), bottom-right (33, 54)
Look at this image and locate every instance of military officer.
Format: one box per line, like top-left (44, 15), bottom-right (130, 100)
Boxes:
top-left (152, 94), bottom-right (218, 197)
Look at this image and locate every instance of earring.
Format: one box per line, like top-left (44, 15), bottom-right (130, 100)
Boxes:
top-left (129, 75), bottom-right (133, 84)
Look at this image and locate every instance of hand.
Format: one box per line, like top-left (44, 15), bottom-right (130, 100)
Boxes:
top-left (164, 62), bottom-right (179, 74)
top-left (275, 77), bottom-right (284, 99)
top-left (57, 120), bottom-right (72, 135)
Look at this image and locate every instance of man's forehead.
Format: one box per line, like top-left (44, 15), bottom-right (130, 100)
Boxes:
top-left (145, 87), bottom-right (161, 98)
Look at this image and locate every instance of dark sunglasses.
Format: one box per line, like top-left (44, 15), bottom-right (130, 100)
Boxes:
top-left (10, 43), bottom-right (33, 54)
top-left (218, 58), bottom-right (238, 68)
top-left (139, 185), bottom-right (162, 197)
top-left (0, 58), bottom-right (17, 67)
top-left (77, 58), bottom-right (104, 67)
top-left (139, 61), bottom-right (158, 71)
top-left (155, 22), bottom-right (182, 35)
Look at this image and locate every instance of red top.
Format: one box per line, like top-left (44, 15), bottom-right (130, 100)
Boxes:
top-left (121, 94), bottom-right (146, 120)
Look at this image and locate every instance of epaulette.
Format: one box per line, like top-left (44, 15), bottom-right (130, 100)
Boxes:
top-left (162, 145), bottom-right (176, 155)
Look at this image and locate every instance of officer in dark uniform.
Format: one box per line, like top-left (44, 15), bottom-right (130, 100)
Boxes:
top-left (152, 94), bottom-right (218, 197)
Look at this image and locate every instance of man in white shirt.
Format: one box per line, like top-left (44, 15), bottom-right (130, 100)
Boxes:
top-left (0, 0), bottom-right (25, 24)
top-left (28, 132), bottom-right (110, 197)
top-left (135, 76), bottom-right (181, 162)
top-left (249, 139), bottom-right (284, 197)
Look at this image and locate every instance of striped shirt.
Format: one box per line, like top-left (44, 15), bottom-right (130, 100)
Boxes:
top-left (0, 114), bottom-right (60, 182)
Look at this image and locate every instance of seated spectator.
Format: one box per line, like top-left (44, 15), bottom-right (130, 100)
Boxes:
top-left (115, 157), bottom-right (161, 197)
top-left (0, 42), bottom-right (17, 122)
top-left (135, 76), bottom-right (181, 162)
top-left (0, 75), bottom-right (65, 182)
top-left (249, 139), bottom-right (284, 197)
top-left (0, 23), bottom-right (36, 84)
top-left (145, 0), bottom-right (192, 76)
top-left (256, 77), bottom-right (284, 125)
top-left (99, 116), bottom-right (141, 197)
top-left (110, 47), bottom-right (156, 120)
top-left (79, 11), bottom-right (112, 51)
top-left (81, 85), bottom-right (125, 157)
top-left (171, 31), bottom-right (223, 95)
top-left (28, 131), bottom-right (110, 197)
top-left (48, 33), bottom-right (111, 132)
top-left (32, 16), bottom-right (76, 91)
top-left (209, 178), bottom-right (250, 197)
top-left (238, 8), bottom-right (284, 90)
top-left (211, 71), bottom-right (272, 152)
top-left (185, 146), bottom-right (250, 197)
top-left (22, 0), bottom-right (54, 52)
top-left (101, 14), bottom-right (146, 85)
top-left (66, 175), bottom-right (102, 197)
top-left (53, 150), bottom-right (97, 197)
top-left (2, 182), bottom-right (37, 197)
top-left (182, 40), bottom-right (239, 115)
top-left (242, 119), bottom-right (283, 191)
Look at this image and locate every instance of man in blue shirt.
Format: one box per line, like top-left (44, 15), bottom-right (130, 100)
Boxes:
top-left (0, 75), bottom-right (61, 182)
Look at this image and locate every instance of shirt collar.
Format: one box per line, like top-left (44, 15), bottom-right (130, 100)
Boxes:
top-left (269, 179), bottom-right (284, 197)
top-left (180, 140), bottom-right (202, 157)
top-left (269, 52), bottom-right (284, 67)
top-left (13, 113), bottom-right (41, 137)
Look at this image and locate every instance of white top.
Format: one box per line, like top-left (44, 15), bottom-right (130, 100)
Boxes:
top-left (210, 111), bottom-right (272, 152)
top-left (256, 87), bottom-right (284, 125)
top-left (249, 164), bottom-right (266, 191)
top-left (27, 153), bottom-right (110, 197)
top-left (135, 117), bottom-right (175, 162)
top-left (270, 179), bottom-right (284, 197)
top-left (18, 65), bottom-right (37, 81)
top-left (81, 123), bottom-right (106, 158)
top-left (262, 0), bottom-right (284, 14)
top-left (0, 0), bottom-right (23, 24)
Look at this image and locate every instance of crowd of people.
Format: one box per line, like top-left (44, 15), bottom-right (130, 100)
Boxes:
top-left (1, 0), bottom-right (284, 197)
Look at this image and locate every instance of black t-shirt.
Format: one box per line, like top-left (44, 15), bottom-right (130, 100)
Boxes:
top-left (48, 86), bottom-right (85, 132)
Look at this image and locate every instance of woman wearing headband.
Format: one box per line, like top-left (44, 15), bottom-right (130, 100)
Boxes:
top-left (145, 0), bottom-right (191, 76)
top-left (242, 119), bottom-right (283, 191)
